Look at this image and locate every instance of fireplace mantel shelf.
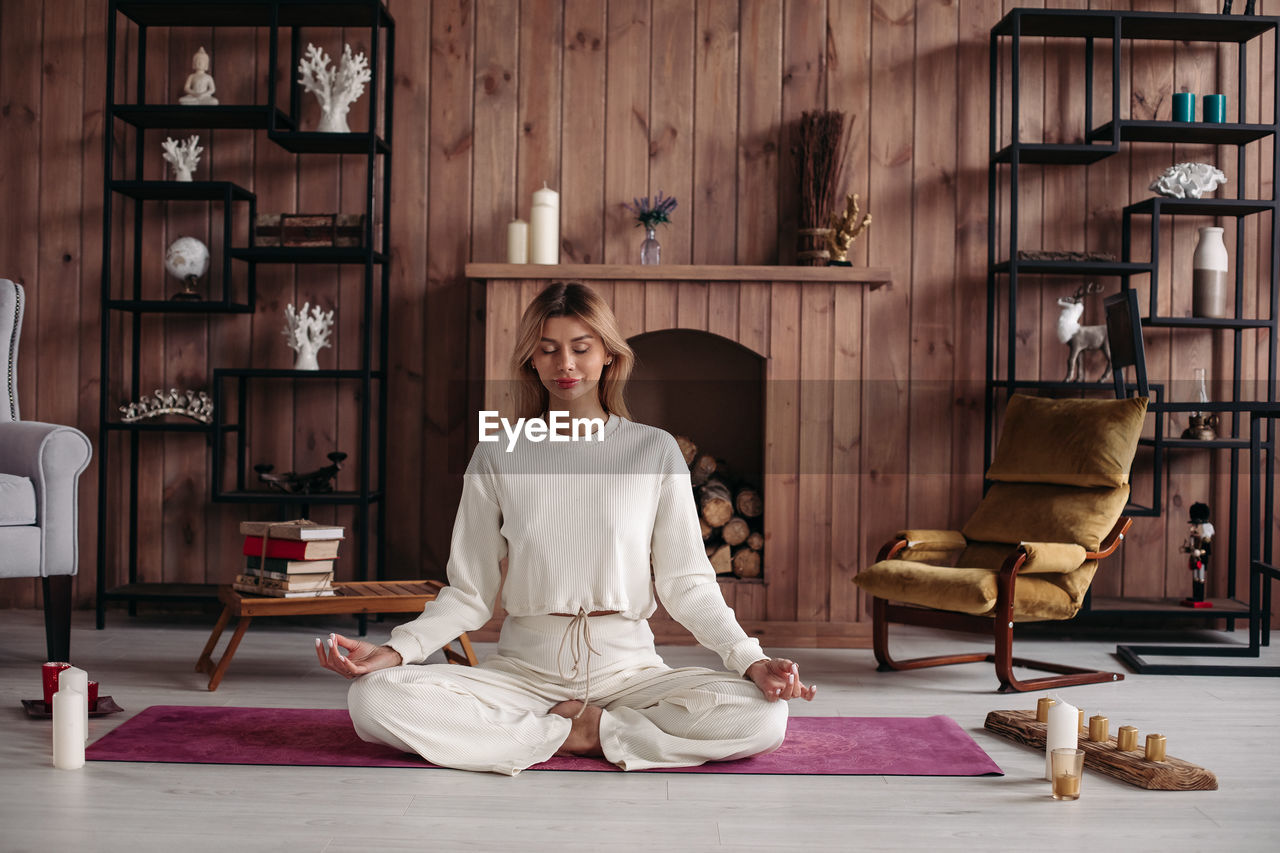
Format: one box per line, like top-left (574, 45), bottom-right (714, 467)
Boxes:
top-left (466, 263), bottom-right (893, 288)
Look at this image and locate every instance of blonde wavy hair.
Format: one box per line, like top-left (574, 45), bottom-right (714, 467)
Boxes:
top-left (508, 282), bottom-right (635, 420)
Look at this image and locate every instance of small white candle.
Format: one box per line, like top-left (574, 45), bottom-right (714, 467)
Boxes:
top-left (52, 689), bottom-right (86, 769)
top-left (529, 183), bottom-right (560, 264)
top-left (507, 219), bottom-right (529, 264)
top-left (1045, 697), bottom-right (1079, 780)
top-left (59, 666), bottom-right (89, 742)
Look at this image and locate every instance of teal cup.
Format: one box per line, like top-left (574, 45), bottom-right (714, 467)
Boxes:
top-left (1203, 94), bottom-right (1226, 124)
top-left (1172, 92), bottom-right (1195, 122)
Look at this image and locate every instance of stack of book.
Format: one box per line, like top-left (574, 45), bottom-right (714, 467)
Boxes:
top-left (233, 519), bottom-right (344, 597)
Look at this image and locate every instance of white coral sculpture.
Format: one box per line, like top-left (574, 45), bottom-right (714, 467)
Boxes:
top-left (283, 302), bottom-right (335, 370)
top-left (297, 43), bottom-right (372, 133)
top-left (1149, 162), bottom-right (1228, 199)
top-left (161, 135), bottom-right (203, 181)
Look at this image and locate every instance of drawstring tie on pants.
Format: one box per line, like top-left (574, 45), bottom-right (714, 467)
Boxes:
top-left (557, 607), bottom-right (600, 718)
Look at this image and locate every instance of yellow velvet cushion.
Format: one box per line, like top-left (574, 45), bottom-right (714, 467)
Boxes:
top-left (1018, 541), bottom-right (1089, 574)
top-left (962, 482), bottom-right (1130, 551)
top-left (957, 542), bottom-right (1016, 570)
top-left (956, 541), bottom-right (1088, 573)
top-left (895, 529), bottom-right (968, 564)
top-left (853, 561), bottom-right (997, 615)
top-left (852, 558), bottom-right (1097, 622)
top-left (1012, 561), bottom-right (1098, 621)
top-left (986, 394), bottom-right (1148, 488)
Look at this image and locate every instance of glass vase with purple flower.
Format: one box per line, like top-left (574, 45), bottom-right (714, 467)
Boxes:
top-left (624, 191), bottom-right (677, 265)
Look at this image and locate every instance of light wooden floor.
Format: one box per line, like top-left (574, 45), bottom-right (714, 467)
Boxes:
top-left (1, 608), bottom-right (1278, 852)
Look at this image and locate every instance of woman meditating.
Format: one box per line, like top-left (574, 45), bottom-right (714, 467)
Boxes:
top-left (316, 281), bottom-right (815, 775)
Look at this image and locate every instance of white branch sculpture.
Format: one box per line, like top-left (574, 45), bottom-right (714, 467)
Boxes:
top-left (161, 135), bottom-right (203, 181)
top-left (283, 302), bottom-right (335, 370)
top-left (297, 43), bottom-right (372, 133)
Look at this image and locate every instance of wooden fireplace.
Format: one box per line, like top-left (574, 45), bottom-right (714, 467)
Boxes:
top-left (467, 264), bottom-right (892, 647)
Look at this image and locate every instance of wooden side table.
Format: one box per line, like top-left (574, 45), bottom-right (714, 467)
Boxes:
top-left (196, 580), bottom-right (478, 691)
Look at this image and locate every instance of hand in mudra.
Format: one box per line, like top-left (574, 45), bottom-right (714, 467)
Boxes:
top-left (746, 658), bottom-right (817, 702)
top-left (314, 632), bottom-right (402, 679)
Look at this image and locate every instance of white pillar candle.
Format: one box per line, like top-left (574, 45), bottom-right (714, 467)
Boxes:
top-left (1045, 697), bottom-right (1079, 780)
top-left (59, 666), bottom-right (89, 741)
top-left (506, 219), bottom-right (529, 264)
top-left (528, 183), bottom-right (560, 264)
top-left (52, 689), bottom-right (86, 769)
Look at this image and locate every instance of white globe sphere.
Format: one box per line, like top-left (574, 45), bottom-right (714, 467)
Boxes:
top-left (164, 236), bottom-right (210, 281)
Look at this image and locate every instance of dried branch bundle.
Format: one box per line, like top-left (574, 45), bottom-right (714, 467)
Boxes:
top-left (792, 110), bottom-right (853, 262)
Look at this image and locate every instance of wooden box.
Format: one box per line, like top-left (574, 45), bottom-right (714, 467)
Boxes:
top-left (254, 213), bottom-right (366, 247)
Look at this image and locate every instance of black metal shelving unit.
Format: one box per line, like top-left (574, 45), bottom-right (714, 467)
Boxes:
top-left (97, 0), bottom-right (394, 625)
top-left (988, 8), bottom-right (1278, 674)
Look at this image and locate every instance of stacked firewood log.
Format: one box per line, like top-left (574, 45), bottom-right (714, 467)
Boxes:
top-left (676, 435), bottom-right (764, 580)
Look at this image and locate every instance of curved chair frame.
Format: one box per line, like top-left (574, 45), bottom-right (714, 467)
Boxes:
top-left (869, 517), bottom-right (1132, 692)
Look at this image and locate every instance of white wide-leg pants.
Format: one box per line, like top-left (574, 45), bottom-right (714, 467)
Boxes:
top-left (348, 613), bottom-right (788, 775)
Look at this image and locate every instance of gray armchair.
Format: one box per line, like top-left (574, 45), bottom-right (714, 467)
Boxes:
top-left (0, 279), bottom-right (92, 661)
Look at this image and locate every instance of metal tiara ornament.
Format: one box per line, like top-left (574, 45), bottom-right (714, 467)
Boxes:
top-left (119, 388), bottom-right (213, 424)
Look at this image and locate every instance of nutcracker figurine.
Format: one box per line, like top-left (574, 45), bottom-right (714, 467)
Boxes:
top-left (1180, 502), bottom-right (1215, 608)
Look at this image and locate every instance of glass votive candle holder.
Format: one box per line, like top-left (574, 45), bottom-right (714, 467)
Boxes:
top-left (1145, 733), bottom-right (1167, 762)
top-left (87, 680), bottom-right (99, 713)
top-left (1036, 697), bottom-right (1056, 723)
top-left (1051, 748), bottom-right (1085, 800)
top-left (42, 661), bottom-right (72, 707)
top-left (1117, 725), bottom-right (1139, 751)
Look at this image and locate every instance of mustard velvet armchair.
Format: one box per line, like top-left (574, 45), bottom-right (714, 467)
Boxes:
top-left (853, 394), bottom-right (1148, 692)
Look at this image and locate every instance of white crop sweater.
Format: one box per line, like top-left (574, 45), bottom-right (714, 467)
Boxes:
top-left (387, 414), bottom-right (767, 676)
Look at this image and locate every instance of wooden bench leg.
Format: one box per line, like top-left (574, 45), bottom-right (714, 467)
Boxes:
top-left (458, 632), bottom-right (478, 666)
top-left (206, 617), bottom-right (252, 691)
top-left (442, 632), bottom-right (478, 666)
top-left (196, 605), bottom-right (233, 674)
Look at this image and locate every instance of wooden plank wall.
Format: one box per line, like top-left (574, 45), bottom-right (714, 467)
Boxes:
top-left (0, 0), bottom-right (1274, 637)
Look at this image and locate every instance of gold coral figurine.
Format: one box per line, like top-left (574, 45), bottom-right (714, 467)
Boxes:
top-left (825, 193), bottom-right (872, 263)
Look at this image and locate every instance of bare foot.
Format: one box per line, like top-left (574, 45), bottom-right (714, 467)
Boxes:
top-left (549, 700), bottom-right (604, 757)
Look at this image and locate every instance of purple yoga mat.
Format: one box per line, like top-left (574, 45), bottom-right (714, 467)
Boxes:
top-left (85, 706), bottom-right (1001, 776)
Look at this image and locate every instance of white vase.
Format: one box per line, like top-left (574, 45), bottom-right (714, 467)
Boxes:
top-left (1192, 226), bottom-right (1228, 318)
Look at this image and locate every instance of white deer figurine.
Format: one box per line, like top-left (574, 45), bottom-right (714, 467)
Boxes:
top-left (1057, 282), bottom-right (1111, 382)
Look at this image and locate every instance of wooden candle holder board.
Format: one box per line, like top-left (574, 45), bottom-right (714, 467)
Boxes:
top-left (984, 710), bottom-right (1217, 791)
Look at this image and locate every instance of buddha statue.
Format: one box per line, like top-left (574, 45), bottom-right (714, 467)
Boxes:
top-left (178, 46), bottom-right (218, 105)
